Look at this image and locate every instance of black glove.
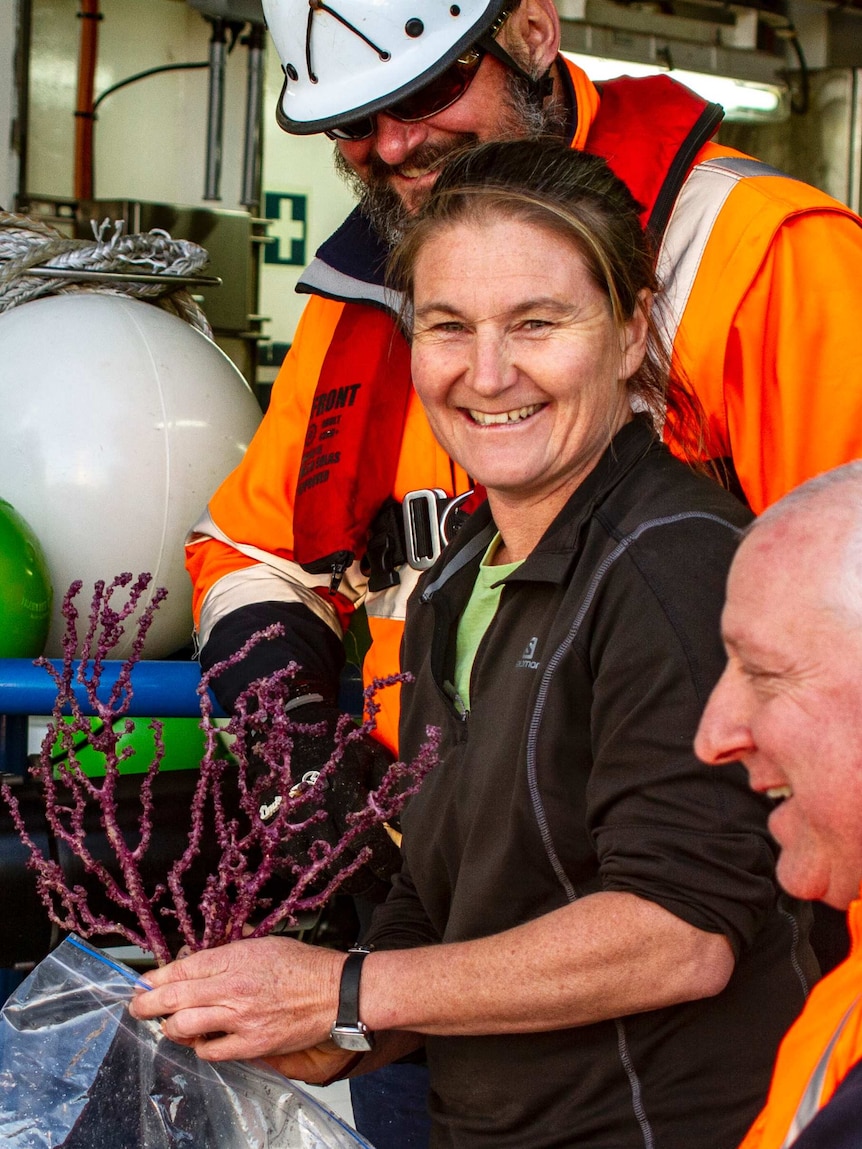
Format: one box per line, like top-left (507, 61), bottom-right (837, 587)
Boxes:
top-left (256, 701), bottom-right (402, 902)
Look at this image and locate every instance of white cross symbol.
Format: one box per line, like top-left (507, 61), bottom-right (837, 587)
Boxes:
top-left (267, 194), bottom-right (307, 265)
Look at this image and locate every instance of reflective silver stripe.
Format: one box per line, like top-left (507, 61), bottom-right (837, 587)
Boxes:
top-left (365, 566), bottom-right (421, 623)
top-left (655, 162), bottom-right (736, 354)
top-left (782, 996), bottom-right (862, 1147)
top-left (705, 156), bottom-right (791, 181)
top-left (187, 507), bottom-right (358, 647)
top-left (196, 565), bottom-right (344, 649)
top-left (298, 257), bottom-right (403, 314)
top-left (654, 156), bottom-right (789, 356)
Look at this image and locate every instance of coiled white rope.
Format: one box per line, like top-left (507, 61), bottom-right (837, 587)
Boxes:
top-left (0, 211), bottom-right (215, 337)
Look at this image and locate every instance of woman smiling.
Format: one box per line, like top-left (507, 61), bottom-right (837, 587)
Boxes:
top-left (410, 216), bottom-right (640, 557)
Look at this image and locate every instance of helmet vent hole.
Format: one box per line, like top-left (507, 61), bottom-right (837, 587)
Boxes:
top-left (450, 5), bottom-right (461, 13)
top-left (405, 18), bottom-right (424, 37)
top-left (285, 63), bottom-right (299, 81)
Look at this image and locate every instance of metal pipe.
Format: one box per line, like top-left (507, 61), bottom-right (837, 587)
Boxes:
top-left (0, 659), bottom-right (221, 718)
top-left (73, 0), bottom-right (100, 201)
top-left (204, 18), bottom-right (228, 201)
top-left (240, 21), bottom-right (266, 211)
top-left (12, 0), bottom-right (33, 206)
top-left (0, 658), bottom-right (363, 722)
top-left (0, 266), bottom-right (222, 286)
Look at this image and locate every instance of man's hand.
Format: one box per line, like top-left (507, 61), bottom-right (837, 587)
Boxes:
top-left (263, 701), bottom-right (403, 898)
top-left (130, 936), bottom-right (344, 1062)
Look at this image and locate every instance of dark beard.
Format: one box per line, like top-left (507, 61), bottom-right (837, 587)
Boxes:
top-left (333, 136), bottom-right (478, 246)
top-left (333, 69), bottom-right (566, 246)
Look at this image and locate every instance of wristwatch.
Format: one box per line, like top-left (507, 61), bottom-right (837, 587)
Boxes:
top-left (330, 946), bottom-right (375, 1052)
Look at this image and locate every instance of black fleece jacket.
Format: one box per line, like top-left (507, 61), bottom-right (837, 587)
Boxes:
top-left (366, 418), bottom-right (817, 1149)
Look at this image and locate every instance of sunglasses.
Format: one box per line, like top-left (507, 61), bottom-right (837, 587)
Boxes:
top-left (325, 46), bottom-right (485, 142)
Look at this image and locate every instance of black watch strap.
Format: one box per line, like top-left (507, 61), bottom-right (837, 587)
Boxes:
top-left (330, 946), bottom-right (374, 1051)
top-left (336, 948), bottom-right (370, 1028)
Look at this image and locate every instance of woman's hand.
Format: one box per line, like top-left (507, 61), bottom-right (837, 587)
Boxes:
top-left (129, 935), bottom-right (344, 1062)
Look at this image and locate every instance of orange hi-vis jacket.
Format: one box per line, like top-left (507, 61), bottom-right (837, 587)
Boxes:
top-left (187, 59), bottom-right (862, 752)
top-left (739, 891), bottom-right (862, 1148)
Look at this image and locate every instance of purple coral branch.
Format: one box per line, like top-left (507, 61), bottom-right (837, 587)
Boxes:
top-left (2, 576), bottom-right (439, 963)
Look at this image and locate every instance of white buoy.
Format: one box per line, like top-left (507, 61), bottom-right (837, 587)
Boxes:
top-left (0, 293), bottom-right (261, 658)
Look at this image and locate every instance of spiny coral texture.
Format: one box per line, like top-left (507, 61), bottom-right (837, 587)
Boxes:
top-left (1, 574), bottom-right (438, 965)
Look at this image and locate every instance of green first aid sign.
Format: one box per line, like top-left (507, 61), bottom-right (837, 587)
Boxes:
top-left (264, 192), bottom-right (308, 266)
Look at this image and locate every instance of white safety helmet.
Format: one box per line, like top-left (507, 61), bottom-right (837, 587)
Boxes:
top-left (262, 0), bottom-right (519, 136)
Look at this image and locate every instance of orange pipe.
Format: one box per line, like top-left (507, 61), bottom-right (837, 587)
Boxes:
top-left (73, 0), bottom-right (100, 201)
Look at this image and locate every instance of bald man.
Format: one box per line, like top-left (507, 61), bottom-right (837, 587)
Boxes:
top-left (696, 460), bottom-right (862, 1149)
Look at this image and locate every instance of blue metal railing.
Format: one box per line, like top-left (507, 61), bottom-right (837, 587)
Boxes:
top-left (0, 659), bottom-right (363, 775)
top-left (0, 659), bottom-right (221, 719)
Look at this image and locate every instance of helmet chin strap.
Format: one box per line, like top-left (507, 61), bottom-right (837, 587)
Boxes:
top-left (476, 30), bottom-right (554, 106)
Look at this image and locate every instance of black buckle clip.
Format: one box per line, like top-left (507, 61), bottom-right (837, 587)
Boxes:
top-left (402, 489), bottom-right (473, 570)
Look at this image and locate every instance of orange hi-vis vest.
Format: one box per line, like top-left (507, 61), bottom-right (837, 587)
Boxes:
top-left (739, 892), bottom-right (862, 1148)
top-left (187, 59), bottom-right (862, 752)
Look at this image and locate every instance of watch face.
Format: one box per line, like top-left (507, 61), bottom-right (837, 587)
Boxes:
top-left (330, 1024), bottom-right (374, 1052)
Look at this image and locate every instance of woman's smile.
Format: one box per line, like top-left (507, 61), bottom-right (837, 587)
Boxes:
top-left (410, 213), bottom-right (648, 552)
top-left (464, 403), bottom-right (546, 426)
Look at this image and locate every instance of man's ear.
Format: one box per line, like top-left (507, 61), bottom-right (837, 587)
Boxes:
top-left (503, 0), bottom-right (561, 73)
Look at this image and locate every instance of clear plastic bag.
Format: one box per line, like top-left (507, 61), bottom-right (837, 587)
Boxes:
top-left (0, 936), bottom-right (373, 1148)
